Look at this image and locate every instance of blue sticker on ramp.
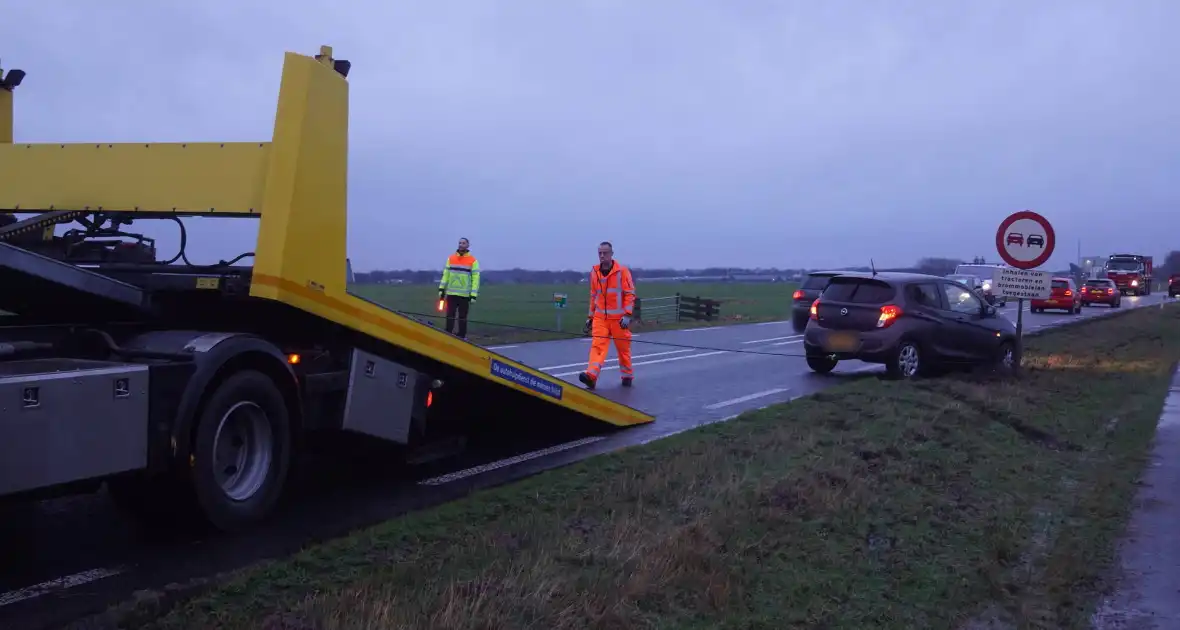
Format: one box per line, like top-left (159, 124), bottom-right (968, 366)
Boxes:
top-left (490, 359), bottom-right (564, 400)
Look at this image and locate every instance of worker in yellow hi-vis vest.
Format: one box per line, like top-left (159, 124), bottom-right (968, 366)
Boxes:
top-left (438, 237), bottom-right (481, 340)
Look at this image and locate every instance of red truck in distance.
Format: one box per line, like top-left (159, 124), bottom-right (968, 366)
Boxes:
top-left (1106, 254), bottom-right (1154, 296)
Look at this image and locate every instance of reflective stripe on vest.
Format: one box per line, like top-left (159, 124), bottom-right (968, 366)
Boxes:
top-left (589, 261), bottom-right (635, 319)
top-left (439, 252), bottom-right (481, 298)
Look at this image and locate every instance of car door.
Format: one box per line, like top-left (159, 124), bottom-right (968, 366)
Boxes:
top-left (937, 281), bottom-right (991, 360)
top-left (903, 282), bottom-right (955, 356)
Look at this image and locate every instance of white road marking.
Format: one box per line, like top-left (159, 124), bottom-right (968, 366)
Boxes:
top-left (677, 326), bottom-right (721, 332)
top-left (741, 334), bottom-right (800, 344)
top-left (539, 348), bottom-right (693, 371)
top-left (769, 339), bottom-right (802, 347)
top-left (0, 567), bottom-right (125, 608)
top-left (754, 320), bottom-right (790, 326)
top-left (704, 388), bottom-right (790, 410)
top-left (486, 345), bottom-right (518, 350)
top-left (417, 436), bottom-right (607, 486)
top-left (551, 350), bottom-right (729, 377)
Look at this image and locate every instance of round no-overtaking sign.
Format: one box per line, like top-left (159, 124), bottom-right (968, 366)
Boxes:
top-left (995, 210), bottom-right (1056, 270)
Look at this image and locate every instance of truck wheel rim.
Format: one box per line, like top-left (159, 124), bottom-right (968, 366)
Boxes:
top-left (213, 401), bottom-right (274, 502)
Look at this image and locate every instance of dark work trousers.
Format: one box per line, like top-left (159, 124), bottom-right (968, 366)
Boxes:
top-left (445, 295), bottom-right (472, 339)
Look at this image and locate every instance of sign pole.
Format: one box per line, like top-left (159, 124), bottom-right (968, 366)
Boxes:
top-left (994, 209), bottom-right (1057, 378)
top-left (1014, 298), bottom-right (1023, 375)
top-left (552, 292), bottom-right (568, 333)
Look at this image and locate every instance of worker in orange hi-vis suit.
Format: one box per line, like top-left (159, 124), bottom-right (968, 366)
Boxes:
top-left (579, 241), bottom-right (636, 390)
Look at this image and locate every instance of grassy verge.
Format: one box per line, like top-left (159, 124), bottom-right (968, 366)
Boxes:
top-left (113, 306), bottom-right (1179, 629)
top-left (351, 282), bottom-right (797, 344)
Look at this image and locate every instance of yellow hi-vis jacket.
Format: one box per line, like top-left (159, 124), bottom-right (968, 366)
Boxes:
top-left (439, 252), bottom-right (481, 298)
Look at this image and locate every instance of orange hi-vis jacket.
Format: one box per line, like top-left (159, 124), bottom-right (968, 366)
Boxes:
top-left (588, 261), bottom-right (636, 320)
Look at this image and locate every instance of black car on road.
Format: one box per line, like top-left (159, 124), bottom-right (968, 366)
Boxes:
top-left (803, 272), bottom-right (1017, 378)
top-left (792, 270), bottom-right (870, 332)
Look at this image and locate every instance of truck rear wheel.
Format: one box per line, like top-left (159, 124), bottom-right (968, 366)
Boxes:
top-left (190, 369), bottom-right (292, 532)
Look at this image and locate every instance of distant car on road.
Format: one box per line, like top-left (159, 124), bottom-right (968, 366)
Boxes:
top-left (1170, 273), bottom-right (1180, 298)
top-left (1026, 234), bottom-right (1045, 248)
top-left (1030, 278), bottom-right (1082, 314)
top-left (946, 271), bottom-right (1007, 307)
top-left (945, 274), bottom-right (983, 291)
top-left (1080, 278), bottom-right (1121, 308)
top-left (803, 272), bottom-right (1017, 379)
top-left (1007, 232), bottom-right (1024, 246)
top-left (954, 263), bottom-right (1010, 307)
top-left (791, 270), bottom-right (870, 332)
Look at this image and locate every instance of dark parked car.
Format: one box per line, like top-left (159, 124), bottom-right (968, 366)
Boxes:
top-left (791, 270), bottom-right (869, 332)
top-left (1170, 273), bottom-right (1180, 298)
top-left (803, 272), bottom-right (1017, 378)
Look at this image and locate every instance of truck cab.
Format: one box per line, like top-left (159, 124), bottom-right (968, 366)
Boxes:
top-left (1106, 254), bottom-right (1154, 296)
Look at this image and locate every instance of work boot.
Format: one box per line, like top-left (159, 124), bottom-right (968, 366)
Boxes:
top-left (621, 377), bottom-right (633, 387)
top-left (578, 372), bottom-right (596, 390)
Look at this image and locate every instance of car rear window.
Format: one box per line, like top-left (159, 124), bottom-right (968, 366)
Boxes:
top-left (801, 273), bottom-right (838, 290)
top-left (822, 278), bottom-right (896, 303)
top-left (1052, 280), bottom-right (1070, 289)
top-left (1085, 280), bottom-right (1111, 287)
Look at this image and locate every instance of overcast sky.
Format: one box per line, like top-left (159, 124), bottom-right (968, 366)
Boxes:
top-left (4, 1), bottom-right (1177, 272)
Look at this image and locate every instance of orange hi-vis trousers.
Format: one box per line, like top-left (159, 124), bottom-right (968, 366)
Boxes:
top-left (586, 317), bottom-right (632, 381)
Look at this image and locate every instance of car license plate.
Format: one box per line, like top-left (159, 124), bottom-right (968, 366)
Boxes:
top-left (1045, 299), bottom-right (1057, 304)
top-left (826, 331), bottom-right (858, 352)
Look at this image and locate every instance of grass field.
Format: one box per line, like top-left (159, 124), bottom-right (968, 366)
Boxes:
top-left (352, 281), bottom-right (798, 344)
top-left (110, 304), bottom-right (1180, 629)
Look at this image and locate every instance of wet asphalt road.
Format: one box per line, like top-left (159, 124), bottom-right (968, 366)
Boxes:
top-left (0, 293), bottom-right (1170, 630)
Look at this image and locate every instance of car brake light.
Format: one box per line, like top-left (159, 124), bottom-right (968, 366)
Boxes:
top-left (1107, 288), bottom-right (1114, 294)
top-left (792, 290), bottom-right (804, 300)
top-left (426, 390), bottom-right (433, 408)
top-left (1063, 290), bottom-right (1072, 297)
top-left (810, 299), bottom-right (819, 320)
top-left (878, 304), bottom-right (902, 328)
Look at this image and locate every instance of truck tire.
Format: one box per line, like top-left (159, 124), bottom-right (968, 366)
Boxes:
top-left (189, 369), bottom-right (292, 532)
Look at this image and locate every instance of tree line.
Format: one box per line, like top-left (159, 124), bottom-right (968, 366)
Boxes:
top-left (352, 252), bottom-right (1180, 286)
top-left (353, 258), bottom-right (969, 285)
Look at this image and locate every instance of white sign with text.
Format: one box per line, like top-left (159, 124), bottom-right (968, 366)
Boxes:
top-left (995, 267), bottom-right (1053, 300)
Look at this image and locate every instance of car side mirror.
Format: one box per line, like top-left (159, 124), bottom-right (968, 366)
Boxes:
top-left (983, 305), bottom-right (997, 317)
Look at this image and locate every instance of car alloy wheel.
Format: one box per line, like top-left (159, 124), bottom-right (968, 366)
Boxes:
top-left (896, 342), bottom-right (920, 378)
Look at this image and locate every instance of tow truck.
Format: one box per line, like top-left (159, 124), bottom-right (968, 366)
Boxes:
top-left (0, 47), bottom-right (654, 532)
top-left (1106, 253), bottom-right (1154, 296)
